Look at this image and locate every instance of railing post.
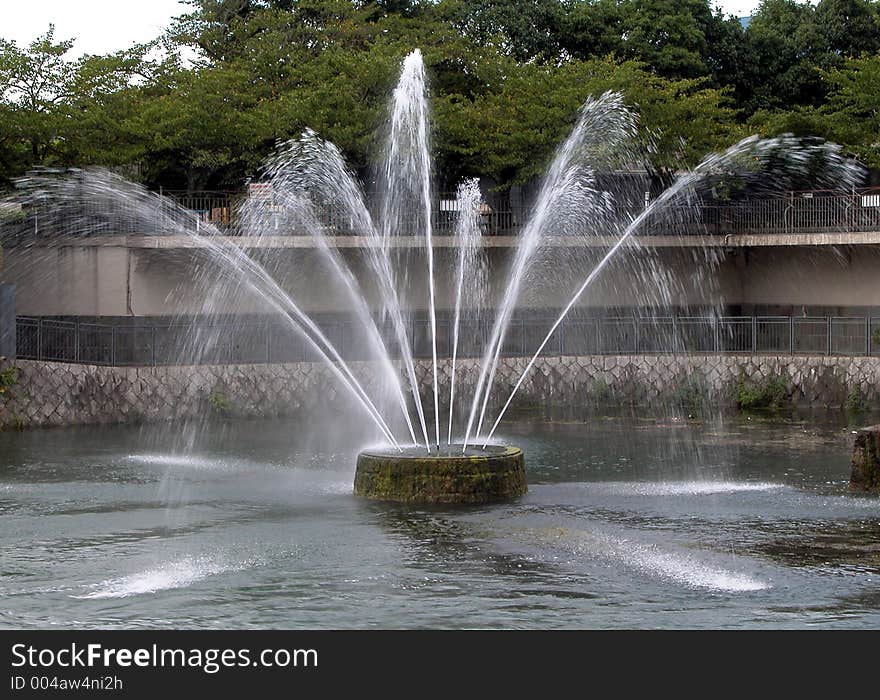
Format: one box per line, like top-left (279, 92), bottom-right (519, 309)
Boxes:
top-left (850, 187), bottom-right (855, 233)
top-left (827, 316), bottom-right (833, 356)
top-left (634, 316), bottom-right (639, 354)
top-left (751, 316), bottom-right (757, 354)
top-left (74, 320), bottom-right (80, 363)
top-left (266, 319), bottom-right (271, 363)
top-left (111, 326), bottom-right (117, 366)
top-left (37, 318), bottom-right (42, 361)
top-left (789, 316), bottom-right (793, 354)
top-left (151, 326), bottom-right (156, 366)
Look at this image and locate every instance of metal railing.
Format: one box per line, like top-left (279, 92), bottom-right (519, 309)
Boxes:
top-left (164, 188), bottom-right (880, 237)
top-left (6, 188), bottom-right (880, 238)
top-left (14, 315), bottom-right (880, 366)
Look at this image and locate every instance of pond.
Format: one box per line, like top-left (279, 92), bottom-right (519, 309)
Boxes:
top-left (1, 415), bottom-right (878, 629)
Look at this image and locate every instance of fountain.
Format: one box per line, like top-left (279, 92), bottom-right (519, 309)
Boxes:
top-left (355, 444), bottom-right (526, 504)
top-left (8, 49), bottom-right (864, 506)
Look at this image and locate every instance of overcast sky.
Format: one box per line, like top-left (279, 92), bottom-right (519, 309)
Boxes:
top-left (2, 1), bottom-right (765, 58)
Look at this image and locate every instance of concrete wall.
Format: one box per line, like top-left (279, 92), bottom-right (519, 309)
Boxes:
top-left (2, 354), bottom-right (877, 429)
top-left (736, 246), bottom-right (880, 310)
top-left (2, 245), bottom-right (130, 316)
top-left (7, 241), bottom-right (880, 316)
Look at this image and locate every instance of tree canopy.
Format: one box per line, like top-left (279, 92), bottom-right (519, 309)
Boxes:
top-left (1, 0), bottom-right (878, 191)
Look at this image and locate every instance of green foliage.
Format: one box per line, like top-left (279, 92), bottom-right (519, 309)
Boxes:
top-left (446, 56), bottom-right (739, 184)
top-left (208, 389), bottom-right (231, 414)
top-left (0, 362), bottom-right (18, 397)
top-left (589, 378), bottom-right (612, 403)
top-left (0, 1), bottom-right (878, 189)
top-left (761, 375), bottom-right (790, 409)
top-left (0, 25), bottom-right (161, 182)
top-left (0, 26), bottom-right (75, 174)
top-left (0, 204), bottom-right (25, 223)
top-left (735, 373), bottom-right (790, 411)
top-left (447, 0), bottom-right (568, 62)
top-left (607, 0), bottom-right (718, 80)
top-left (845, 387), bottom-right (868, 413)
top-left (672, 375), bottom-right (709, 416)
top-left (821, 54), bottom-right (880, 169)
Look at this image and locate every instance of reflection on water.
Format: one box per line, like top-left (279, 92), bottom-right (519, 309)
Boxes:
top-left (0, 416), bottom-right (878, 629)
top-left (751, 520), bottom-right (880, 571)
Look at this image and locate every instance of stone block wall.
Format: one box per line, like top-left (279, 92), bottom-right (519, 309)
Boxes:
top-left (434, 354), bottom-right (880, 410)
top-left (0, 354), bottom-right (878, 429)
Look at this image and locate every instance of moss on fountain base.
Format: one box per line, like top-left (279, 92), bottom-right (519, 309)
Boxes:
top-left (354, 445), bottom-right (526, 504)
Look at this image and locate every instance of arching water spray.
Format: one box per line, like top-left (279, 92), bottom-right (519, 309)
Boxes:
top-left (18, 171), bottom-right (402, 450)
top-left (447, 179), bottom-right (483, 446)
top-left (250, 140), bottom-right (418, 446)
top-left (462, 92), bottom-right (639, 450)
top-left (381, 50), bottom-right (440, 451)
top-left (268, 130), bottom-right (430, 451)
top-left (482, 135), bottom-right (866, 444)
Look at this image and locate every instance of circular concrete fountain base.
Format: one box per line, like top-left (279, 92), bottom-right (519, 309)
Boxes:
top-left (354, 445), bottom-right (526, 504)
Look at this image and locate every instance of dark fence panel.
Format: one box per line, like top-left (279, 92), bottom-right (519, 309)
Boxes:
top-left (15, 314), bottom-right (880, 366)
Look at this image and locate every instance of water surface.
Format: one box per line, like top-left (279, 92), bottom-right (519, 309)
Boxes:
top-left (1, 416), bottom-right (878, 629)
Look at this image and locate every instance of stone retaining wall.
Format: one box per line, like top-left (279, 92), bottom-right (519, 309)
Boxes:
top-left (0, 354), bottom-right (879, 429)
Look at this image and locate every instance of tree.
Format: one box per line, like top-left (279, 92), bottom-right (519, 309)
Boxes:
top-left (702, 11), bottom-right (752, 98)
top-left (439, 57), bottom-right (740, 186)
top-left (0, 26), bottom-right (76, 164)
top-left (558, 0), bottom-right (626, 61)
top-left (0, 26), bottom-right (153, 182)
top-left (821, 54), bottom-right (880, 169)
top-left (614, 0), bottom-right (717, 80)
top-left (4, 0), bottom-right (874, 191)
top-left (813, 0), bottom-right (880, 57)
top-left (57, 46), bottom-right (159, 172)
top-left (169, 0), bottom-right (502, 185)
top-left (0, 102), bottom-right (27, 187)
top-left (444, 0), bottom-right (566, 63)
top-left (738, 0), bottom-right (824, 113)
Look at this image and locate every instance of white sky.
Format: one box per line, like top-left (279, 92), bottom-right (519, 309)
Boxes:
top-left (0, 0), bottom-right (192, 56)
top-left (1, 1), bottom-right (764, 58)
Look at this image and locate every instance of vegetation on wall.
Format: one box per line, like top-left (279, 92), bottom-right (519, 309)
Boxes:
top-left (208, 388), bottom-right (232, 415)
top-left (735, 373), bottom-right (791, 411)
top-left (0, 363), bottom-right (17, 395)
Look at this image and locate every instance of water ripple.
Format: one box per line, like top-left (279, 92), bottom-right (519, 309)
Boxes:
top-left (558, 481), bottom-right (785, 497)
top-left (75, 556), bottom-right (258, 599)
top-left (536, 527), bottom-right (771, 593)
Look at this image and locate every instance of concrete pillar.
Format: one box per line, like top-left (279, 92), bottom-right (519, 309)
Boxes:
top-left (0, 283), bottom-right (15, 360)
